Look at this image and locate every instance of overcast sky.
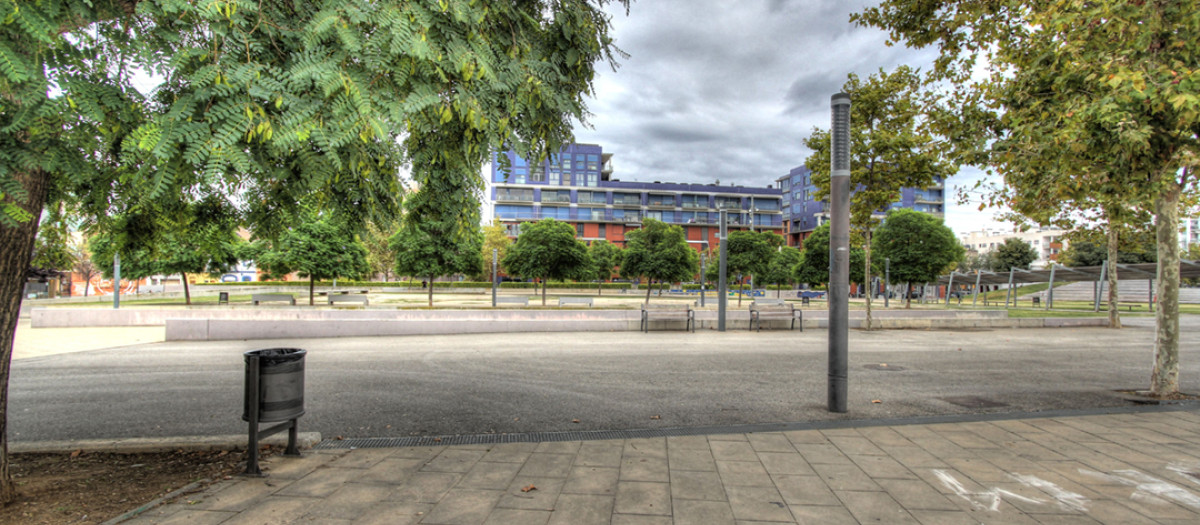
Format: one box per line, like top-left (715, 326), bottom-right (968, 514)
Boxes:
top-left (571, 0), bottom-right (1008, 236)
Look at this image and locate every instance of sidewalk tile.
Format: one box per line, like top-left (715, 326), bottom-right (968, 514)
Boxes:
top-left (388, 446), bottom-right (446, 461)
top-left (859, 426), bottom-right (914, 447)
top-left (669, 446), bottom-right (718, 472)
top-left (388, 472), bottom-right (462, 503)
top-left (772, 474), bottom-right (839, 506)
top-left (624, 437), bottom-right (668, 458)
top-left (126, 509), bottom-right (235, 525)
top-left (937, 430), bottom-right (1003, 450)
top-left (576, 442), bottom-right (623, 467)
top-left (564, 466), bottom-right (620, 495)
top-left (519, 453), bottom-right (575, 478)
top-left (548, 494), bottom-right (614, 525)
top-left (421, 449), bottom-right (487, 473)
top-left (671, 469), bottom-right (727, 501)
top-left (481, 443), bottom-right (537, 464)
top-left (757, 452), bottom-right (814, 476)
top-left (1078, 500), bottom-right (1156, 525)
top-left (850, 454), bottom-right (917, 480)
top-left (306, 483), bottom-right (394, 521)
top-left (944, 457), bottom-right (1014, 483)
top-left (621, 455), bottom-right (670, 482)
top-left (275, 467), bottom-right (361, 498)
top-left (724, 485), bottom-right (793, 522)
top-left (535, 441), bottom-right (581, 455)
top-left (483, 508), bottom-right (551, 525)
top-left (835, 490), bottom-right (920, 524)
top-left (879, 446), bottom-right (949, 469)
top-left (614, 481), bottom-right (672, 516)
top-left (783, 429), bottom-right (830, 445)
top-left (827, 435), bottom-right (887, 456)
top-left (351, 502), bottom-right (432, 525)
top-left (220, 496), bottom-right (316, 525)
top-left (668, 435), bottom-right (712, 450)
top-left (498, 477), bottom-right (564, 510)
top-left (710, 441), bottom-right (760, 462)
top-left (357, 457), bottom-right (425, 484)
top-left (792, 443), bottom-right (853, 465)
top-left (260, 451), bottom-right (343, 479)
top-left (610, 516), bottom-right (673, 525)
top-left (708, 433), bottom-right (749, 442)
top-left (747, 433), bottom-right (795, 453)
top-left (674, 499), bottom-right (736, 524)
top-left (906, 509), bottom-right (983, 525)
top-left (459, 461), bottom-right (523, 490)
top-left (716, 460), bottom-right (774, 487)
top-left (811, 462), bottom-right (881, 492)
top-left (190, 479), bottom-right (282, 512)
top-left (420, 489), bottom-right (503, 525)
top-left (1025, 515), bottom-right (1103, 525)
top-left (327, 448), bottom-right (399, 469)
top-left (788, 503), bottom-right (857, 524)
top-left (875, 478), bottom-right (960, 511)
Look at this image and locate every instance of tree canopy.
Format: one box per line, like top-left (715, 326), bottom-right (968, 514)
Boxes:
top-left (254, 216), bottom-right (370, 305)
top-left (871, 209), bottom-right (963, 306)
top-left (481, 219), bottom-right (514, 284)
top-left (587, 240), bottom-right (623, 294)
top-left (763, 245), bottom-right (802, 298)
top-left (620, 219), bottom-right (698, 303)
top-left (990, 238), bottom-right (1039, 272)
top-left (794, 223), bottom-right (866, 287)
top-left (502, 218), bottom-right (591, 305)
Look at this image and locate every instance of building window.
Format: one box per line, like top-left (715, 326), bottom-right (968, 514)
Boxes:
top-left (576, 223), bottom-right (585, 237)
top-left (614, 193), bottom-right (640, 205)
top-left (542, 190), bottom-right (570, 203)
top-left (497, 188), bottom-right (534, 201)
top-left (549, 170), bottom-right (560, 185)
top-left (529, 168), bottom-right (545, 183)
top-left (598, 224), bottom-right (606, 238)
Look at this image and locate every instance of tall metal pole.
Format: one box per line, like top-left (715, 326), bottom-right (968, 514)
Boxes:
top-left (884, 258), bottom-right (889, 308)
top-left (945, 273), bottom-right (955, 307)
top-left (1094, 260), bottom-right (1107, 312)
top-left (700, 253), bottom-right (707, 308)
top-left (1005, 268), bottom-right (1015, 308)
top-left (718, 210), bottom-right (729, 331)
top-left (491, 249), bottom-right (498, 307)
top-left (828, 93), bottom-right (851, 414)
top-left (1046, 264), bottom-right (1056, 310)
top-left (972, 269), bottom-right (982, 307)
top-left (113, 252), bottom-right (121, 310)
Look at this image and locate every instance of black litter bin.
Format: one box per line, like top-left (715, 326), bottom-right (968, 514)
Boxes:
top-left (243, 348), bottom-right (306, 475)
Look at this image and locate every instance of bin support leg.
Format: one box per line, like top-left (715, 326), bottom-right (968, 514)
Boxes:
top-left (244, 355), bottom-right (264, 477)
top-left (285, 419), bottom-right (301, 456)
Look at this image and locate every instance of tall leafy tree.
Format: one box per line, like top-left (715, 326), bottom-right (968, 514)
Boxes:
top-left (763, 246), bottom-right (802, 298)
top-left (502, 218), bottom-right (591, 305)
top-left (722, 230), bottom-right (778, 306)
top-left (856, 0), bottom-right (1199, 394)
top-left (481, 219), bottom-right (514, 285)
top-left (620, 219), bottom-right (699, 304)
top-left (363, 218), bottom-right (402, 283)
top-left (254, 216), bottom-right (370, 305)
top-left (390, 191), bottom-right (483, 308)
top-left (0, 0), bottom-right (628, 501)
top-left (872, 209), bottom-right (964, 309)
top-left (588, 240), bottom-right (623, 295)
top-left (68, 235), bottom-right (98, 297)
top-left (805, 66), bottom-right (954, 329)
top-left (990, 238), bottom-right (1039, 272)
top-left (29, 205), bottom-right (74, 273)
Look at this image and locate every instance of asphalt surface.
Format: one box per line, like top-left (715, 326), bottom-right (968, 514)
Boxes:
top-left (9, 318), bottom-right (1199, 444)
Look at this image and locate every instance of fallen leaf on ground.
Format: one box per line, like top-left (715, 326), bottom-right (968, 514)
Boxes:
top-left (335, 436), bottom-right (344, 440)
top-left (650, 415), bottom-right (661, 420)
top-left (572, 419), bottom-right (580, 423)
top-left (521, 484), bottom-right (537, 493)
top-left (871, 399), bottom-right (882, 404)
top-left (70, 449), bottom-right (82, 458)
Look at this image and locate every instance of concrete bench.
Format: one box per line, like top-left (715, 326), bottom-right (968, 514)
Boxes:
top-left (252, 294), bottom-right (296, 306)
top-left (328, 294), bottom-right (369, 306)
top-left (317, 289), bottom-right (369, 296)
top-left (749, 300), bottom-right (802, 332)
top-left (1115, 302), bottom-right (1145, 311)
top-left (640, 303), bottom-right (694, 333)
top-left (557, 297), bottom-right (593, 308)
top-left (495, 296), bottom-right (529, 306)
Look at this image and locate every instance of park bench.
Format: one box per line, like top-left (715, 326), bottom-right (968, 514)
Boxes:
top-left (749, 300), bottom-right (803, 332)
top-left (1115, 302), bottom-right (1144, 311)
top-left (251, 293), bottom-right (296, 306)
top-left (557, 297), bottom-right (593, 308)
top-left (640, 303), bottom-right (695, 333)
top-left (495, 296), bottom-right (529, 306)
top-left (328, 294), bottom-right (369, 306)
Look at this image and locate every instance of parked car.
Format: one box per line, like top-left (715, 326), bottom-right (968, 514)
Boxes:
top-left (798, 290), bottom-right (826, 299)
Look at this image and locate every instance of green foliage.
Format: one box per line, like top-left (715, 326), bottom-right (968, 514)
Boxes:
top-left (620, 219), bottom-right (699, 292)
top-left (763, 246), bottom-right (802, 290)
top-left (872, 209), bottom-right (964, 285)
top-left (588, 240), bottom-right (623, 282)
top-left (1061, 228), bottom-right (1157, 267)
top-left (481, 219), bottom-right (513, 282)
top-left (793, 223), bottom-right (866, 286)
top-left (502, 218), bottom-right (592, 283)
top-left (256, 216), bottom-right (370, 283)
top-left (362, 217), bottom-right (401, 282)
top-left (29, 207), bottom-right (74, 271)
top-left (989, 237), bottom-right (1039, 271)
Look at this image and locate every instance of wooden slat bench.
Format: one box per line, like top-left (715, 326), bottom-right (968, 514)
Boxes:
top-left (328, 295), bottom-right (369, 306)
top-left (557, 297), bottom-right (593, 308)
top-left (495, 296), bottom-right (529, 306)
top-left (251, 293), bottom-right (296, 306)
top-left (640, 303), bottom-right (694, 333)
top-left (749, 299), bottom-right (802, 332)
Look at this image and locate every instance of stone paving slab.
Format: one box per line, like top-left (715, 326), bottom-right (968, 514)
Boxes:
top-left (123, 410), bottom-right (1200, 524)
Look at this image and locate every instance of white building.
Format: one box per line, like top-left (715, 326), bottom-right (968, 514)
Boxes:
top-left (960, 226), bottom-right (1070, 269)
top-left (1183, 217), bottom-right (1199, 252)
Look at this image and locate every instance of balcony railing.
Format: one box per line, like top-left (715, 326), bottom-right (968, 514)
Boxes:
top-left (493, 210), bottom-right (783, 228)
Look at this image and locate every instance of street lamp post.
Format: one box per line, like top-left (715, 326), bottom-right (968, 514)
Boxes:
top-left (828, 92), bottom-right (851, 413)
top-left (718, 210), bottom-right (728, 332)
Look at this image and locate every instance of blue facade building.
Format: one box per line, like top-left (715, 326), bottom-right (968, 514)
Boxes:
top-left (777, 165), bottom-right (945, 248)
top-left (489, 144), bottom-right (783, 252)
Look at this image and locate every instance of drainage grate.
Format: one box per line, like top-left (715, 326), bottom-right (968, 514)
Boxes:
top-left (938, 396), bottom-right (1009, 409)
top-left (863, 364), bottom-right (906, 371)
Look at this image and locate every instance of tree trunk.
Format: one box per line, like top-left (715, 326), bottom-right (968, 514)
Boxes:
top-left (777, 284), bottom-right (781, 298)
top-left (598, 280), bottom-right (602, 296)
top-left (905, 282), bottom-right (911, 309)
top-left (182, 272), bottom-right (191, 305)
top-left (645, 279), bottom-right (652, 304)
top-left (864, 232), bottom-right (873, 331)
top-left (428, 275), bottom-right (434, 307)
top-left (309, 275), bottom-right (315, 306)
top-left (1150, 180), bottom-right (1182, 396)
top-left (0, 168), bottom-right (51, 504)
top-left (1106, 217), bottom-right (1121, 329)
top-left (542, 278), bottom-right (547, 306)
top-left (737, 276), bottom-right (743, 307)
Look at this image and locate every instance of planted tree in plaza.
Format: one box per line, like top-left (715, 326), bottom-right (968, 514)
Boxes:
top-left (856, 0), bottom-right (1198, 395)
top-left (990, 238), bottom-right (1039, 272)
top-left (620, 219), bottom-right (699, 303)
top-left (588, 240), bottom-right (624, 295)
top-left (721, 230), bottom-right (778, 306)
top-left (29, 205), bottom-right (75, 274)
top-left (763, 246), bottom-right (802, 298)
top-left (792, 223), bottom-right (866, 288)
top-left (502, 218), bottom-right (591, 305)
top-left (805, 66), bottom-right (954, 329)
top-left (871, 209), bottom-right (964, 308)
top-left (391, 190), bottom-right (484, 308)
top-left (68, 235), bottom-right (98, 297)
top-left (481, 220), bottom-right (514, 285)
top-left (255, 216), bottom-right (370, 305)
top-left (363, 218), bottom-right (402, 282)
